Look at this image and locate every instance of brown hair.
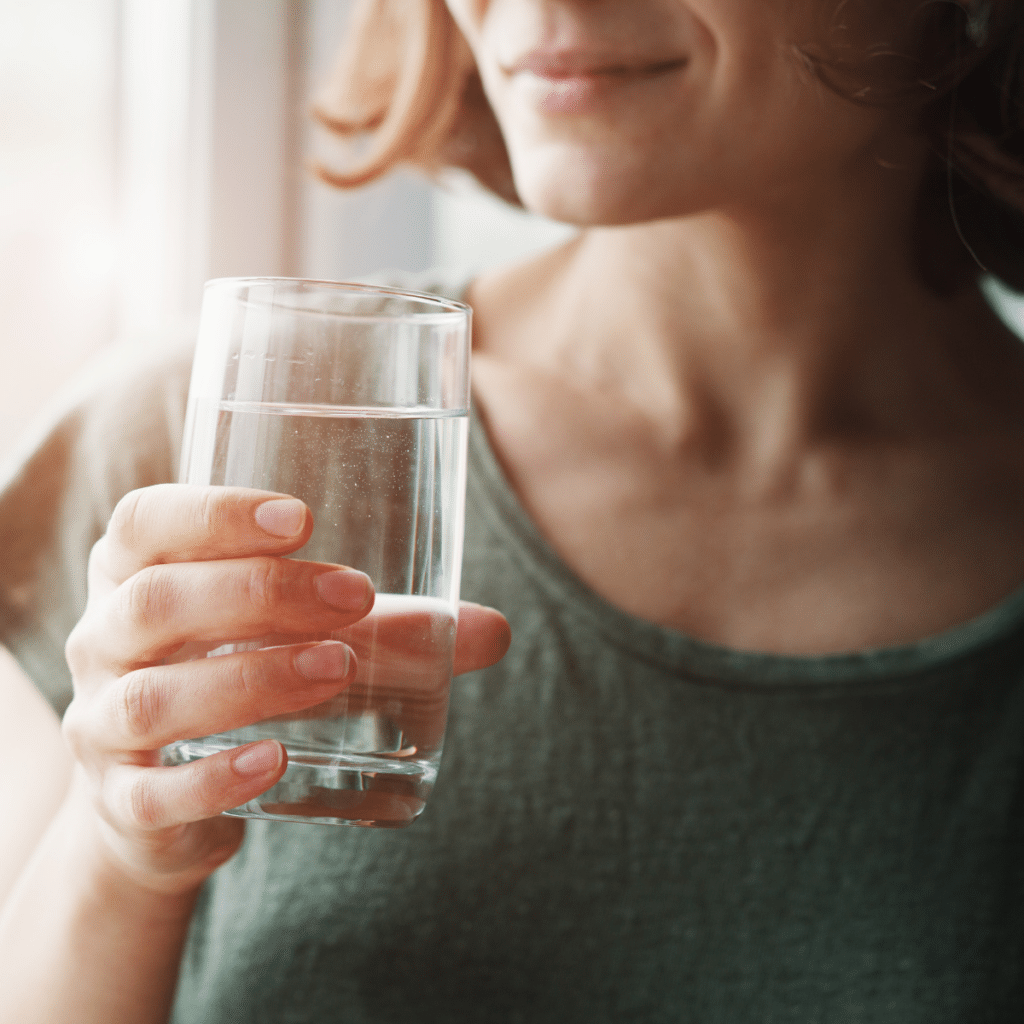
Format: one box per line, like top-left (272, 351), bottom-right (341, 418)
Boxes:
top-left (802, 0), bottom-right (1024, 292)
top-left (313, 0), bottom-right (1024, 293)
top-left (312, 0), bottom-right (516, 203)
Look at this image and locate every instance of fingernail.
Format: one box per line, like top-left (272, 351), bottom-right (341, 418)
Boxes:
top-left (254, 498), bottom-right (306, 538)
top-left (232, 740), bottom-right (283, 777)
top-left (315, 569), bottom-right (372, 612)
top-left (294, 641), bottom-right (351, 680)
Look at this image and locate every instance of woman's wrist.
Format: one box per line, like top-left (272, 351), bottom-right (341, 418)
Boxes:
top-left (62, 767), bottom-right (208, 911)
top-left (0, 772), bottom-right (202, 1024)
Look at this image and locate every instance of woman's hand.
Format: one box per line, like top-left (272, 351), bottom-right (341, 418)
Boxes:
top-left (60, 484), bottom-right (511, 899)
top-left (3, 486), bottom-right (508, 1023)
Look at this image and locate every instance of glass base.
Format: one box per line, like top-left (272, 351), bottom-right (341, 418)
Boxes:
top-left (164, 739), bottom-right (435, 827)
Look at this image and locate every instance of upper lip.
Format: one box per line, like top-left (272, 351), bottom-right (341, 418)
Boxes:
top-left (504, 49), bottom-right (687, 79)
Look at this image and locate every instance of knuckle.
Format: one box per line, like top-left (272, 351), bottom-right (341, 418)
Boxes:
top-left (115, 669), bottom-right (162, 746)
top-left (193, 486), bottom-right (223, 538)
top-left (235, 654), bottom-right (270, 706)
top-left (107, 488), bottom-right (148, 553)
top-left (122, 771), bottom-right (164, 830)
top-left (245, 558), bottom-right (288, 619)
top-left (119, 564), bottom-right (175, 630)
top-left (187, 767), bottom-right (225, 819)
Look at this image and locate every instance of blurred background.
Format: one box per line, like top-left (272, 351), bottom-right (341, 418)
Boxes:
top-left (0, 0), bottom-right (573, 460)
top-left (2, 0), bottom-right (1021, 464)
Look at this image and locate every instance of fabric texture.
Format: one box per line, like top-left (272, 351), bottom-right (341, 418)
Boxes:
top-left (0, 338), bottom-right (192, 714)
top-left (2, 273), bottom-right (1024, 1022)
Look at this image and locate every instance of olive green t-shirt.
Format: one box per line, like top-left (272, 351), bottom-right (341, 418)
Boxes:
top-left (1, 275), bottom-right (1023, 1022)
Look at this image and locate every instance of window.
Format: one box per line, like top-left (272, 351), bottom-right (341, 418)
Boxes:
top-left (0, 0), bottom-right (573, 461)
top-left (0, 0), bottom-right (118, 456)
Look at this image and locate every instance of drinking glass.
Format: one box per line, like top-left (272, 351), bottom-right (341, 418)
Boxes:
top-left (162, 278), bottom-right (471, 828)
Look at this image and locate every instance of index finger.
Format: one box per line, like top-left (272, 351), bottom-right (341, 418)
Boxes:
top-left (93, 484), bottom-right (313, 587)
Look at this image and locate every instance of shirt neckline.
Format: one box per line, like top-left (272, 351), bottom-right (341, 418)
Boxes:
top-left (467, 402), bottom-right (1024, 688)
top-left (425, 267), bottom-right (1024, 688)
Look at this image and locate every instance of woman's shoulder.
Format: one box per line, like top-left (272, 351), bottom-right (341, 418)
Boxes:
top-left (0, 333), bottom-right (193, 695)
top-left (0, 333), bottom-right (193, 494)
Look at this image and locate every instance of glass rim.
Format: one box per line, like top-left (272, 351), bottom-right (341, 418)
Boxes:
top-left (203, 276), bottom-right (471, 325)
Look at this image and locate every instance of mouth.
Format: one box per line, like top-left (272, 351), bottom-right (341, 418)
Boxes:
top-left (502, 48), bottom-right (689, 113)
top-left (505, 51), bottom-right (688, 80)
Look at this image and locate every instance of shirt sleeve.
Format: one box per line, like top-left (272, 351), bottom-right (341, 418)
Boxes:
top-left (0, 341), bottom-right (193, 716)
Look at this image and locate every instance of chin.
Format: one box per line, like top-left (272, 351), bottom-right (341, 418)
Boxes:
top-left (508, 143), bottom-right (712, 227)
top-left (514, 169), bottom-right (699, 228)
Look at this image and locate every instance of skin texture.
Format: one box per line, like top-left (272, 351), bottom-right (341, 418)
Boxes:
top-left (446, 0), bottom-right (920, 225)
top-left (0, 487), bottom-right (510, 1023)
top-left (450, 0), bottom-right (1024, 652)
top-left (4, 0), bottom-right (1024, 1020)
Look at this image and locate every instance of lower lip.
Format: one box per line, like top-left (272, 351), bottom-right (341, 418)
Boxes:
top-left (512, 64), bottom-right (686, 115)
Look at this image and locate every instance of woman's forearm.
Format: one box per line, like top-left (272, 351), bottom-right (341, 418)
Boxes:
top-left (0, 774), bottom-right (199, 1024)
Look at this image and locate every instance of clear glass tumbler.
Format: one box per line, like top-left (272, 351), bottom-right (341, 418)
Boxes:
top-left (161, 278), bottom-right (471, 828)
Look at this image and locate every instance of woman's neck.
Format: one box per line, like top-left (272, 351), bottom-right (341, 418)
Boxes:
top-left (470, 184), bottom-right (1024, 476)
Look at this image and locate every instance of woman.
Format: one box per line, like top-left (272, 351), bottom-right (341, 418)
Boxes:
top-left (3, 0), bottom-right (1024, 1020)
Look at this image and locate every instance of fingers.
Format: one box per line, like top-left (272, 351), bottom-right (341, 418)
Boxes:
top-left (93, 485), bottom-right (315, 587)
top-left (83, 486), bottom-right (510, 678)
top-left (67, 558), bottom-right (373, 674)
top-left (100, 740), bottom-right (287, 833)
top-left (64, 641), bottom-right (355, 755)
top-left (309, 598), bottom-right (509, 682)
top-left (454, 602), bottom-right (512, 676)
top-left (59, 480), bottom-right (512, 894)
